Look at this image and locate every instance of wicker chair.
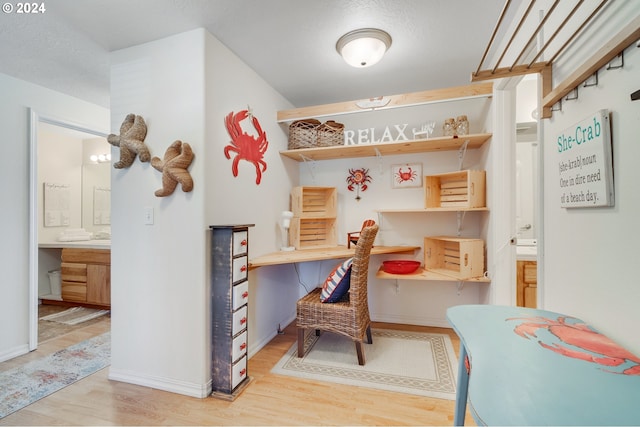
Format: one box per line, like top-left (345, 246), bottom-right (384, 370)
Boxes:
top-left (296, 224), bottom-right (379, 365)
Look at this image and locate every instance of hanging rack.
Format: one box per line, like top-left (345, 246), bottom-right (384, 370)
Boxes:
top-left (471, 0), bottom-right (640, 118)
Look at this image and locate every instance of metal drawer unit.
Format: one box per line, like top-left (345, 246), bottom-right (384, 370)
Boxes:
top-left (210, 224), bottom-right (253, 399)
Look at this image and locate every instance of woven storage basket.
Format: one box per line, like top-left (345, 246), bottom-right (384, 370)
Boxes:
top-left (288, 119), bottom-right (321, 149)
top-left (317, 120), bottom-right (345, 147)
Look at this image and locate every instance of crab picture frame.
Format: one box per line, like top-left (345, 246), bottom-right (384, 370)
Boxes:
top-left (391, 163), bottom-right (423, 189)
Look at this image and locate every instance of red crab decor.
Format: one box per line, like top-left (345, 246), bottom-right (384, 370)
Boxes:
top-left (224, 109), bottom-right (268, 185)
top-left (395, 166), bottom-right (418, 184)
top-left (346, 168), bottom-right (372, 201)
top-left (508, 315), bottom-right (640, 375)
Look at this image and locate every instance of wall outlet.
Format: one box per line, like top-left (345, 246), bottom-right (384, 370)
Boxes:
top-left (144, 207), bottom-right (154, 225)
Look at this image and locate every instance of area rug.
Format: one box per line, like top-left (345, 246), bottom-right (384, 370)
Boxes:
top-left (39, 306), bottom-right (109, 325)
top-left (272, 329), bottom-right (458, 400)
top-left (0, 332), bottom-right (110, 419)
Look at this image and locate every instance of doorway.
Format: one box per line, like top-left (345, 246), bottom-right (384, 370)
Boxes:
top-left (28, 110), bottom-right (110, 350)
top-left (514, 75), bottom-right (540, 308)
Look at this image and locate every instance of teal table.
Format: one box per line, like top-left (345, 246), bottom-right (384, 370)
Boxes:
top-left (447, 305), bottom-right (640, 426)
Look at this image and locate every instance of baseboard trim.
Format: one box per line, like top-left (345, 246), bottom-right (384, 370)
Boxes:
top-left (0, 344), bottom-right (29, 363)
top-left (108, 368), bottom-right (212, 398)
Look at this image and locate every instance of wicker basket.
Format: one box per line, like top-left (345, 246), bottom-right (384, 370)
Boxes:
top-left (288, 119), bottom-right (321, 149)
top-left (317, 120), bottom-right (344, 147)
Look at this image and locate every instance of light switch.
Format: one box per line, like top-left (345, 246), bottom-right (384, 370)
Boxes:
top-left (144, 207), bottom-right (154, 225)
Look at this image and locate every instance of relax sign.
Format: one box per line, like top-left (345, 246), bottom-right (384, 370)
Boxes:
top-left (557, 110), bottom-right (614, 208)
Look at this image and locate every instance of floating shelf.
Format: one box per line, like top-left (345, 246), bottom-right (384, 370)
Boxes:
top-left (376, 207), bottom-right (489, 213)
top-left (280, 133), bottom-right (492, 162)
top-left (376, 267), bottom-right (490, 283)
top-left (277, 82), bottom-right (493, 123)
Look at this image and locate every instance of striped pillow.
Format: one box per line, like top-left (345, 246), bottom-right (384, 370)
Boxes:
top-left (320, 258), bottom-right (353, 303)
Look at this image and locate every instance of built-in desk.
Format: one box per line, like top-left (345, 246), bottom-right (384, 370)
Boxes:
top-left (249, 245), bottom-right (419, 268)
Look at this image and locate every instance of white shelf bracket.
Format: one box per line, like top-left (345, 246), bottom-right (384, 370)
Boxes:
top-left (374, 148), bottom-right (384, 174)
top-left (456, 211), bottom-right (467, 236)
top-left (456, 281), bottom-right (465, 296)
top-left (300, 154), bottom-right (317, 182)
top-left (458, 139), bottom-right (469, 170)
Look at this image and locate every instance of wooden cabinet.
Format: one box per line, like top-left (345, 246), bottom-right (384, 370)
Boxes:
top-left (210, 224), bottom-right (253, 399)
top-left (517, 260), bottom-right (537, 308)
top-left (60, 248), bottom-right (110, 307)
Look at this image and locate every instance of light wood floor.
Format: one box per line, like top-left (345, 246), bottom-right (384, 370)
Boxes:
top-left (1, 316), bottom-right (475, 426)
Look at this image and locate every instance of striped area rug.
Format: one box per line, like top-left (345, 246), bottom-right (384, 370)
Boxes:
top-left (272, 328), bottom-right (458, 400)
top-left (39, 307), bottom-right (109, 325)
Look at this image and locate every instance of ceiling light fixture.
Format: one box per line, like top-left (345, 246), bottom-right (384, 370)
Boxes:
top-left (336, 28), bottom-right (392, 68)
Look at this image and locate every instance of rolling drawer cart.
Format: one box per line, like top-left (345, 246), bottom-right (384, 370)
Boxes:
top-left (210, 224), bottom-right (254, 400)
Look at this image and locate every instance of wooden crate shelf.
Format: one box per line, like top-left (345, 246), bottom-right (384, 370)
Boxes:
top-left (291, 186), bottom-right (337, 218)
top-left (290, 217), bottom-right (337, 250)
top-left (424, 170), bottom-right (486, 209)
top-left (424, 236), bottom-right (485, 280)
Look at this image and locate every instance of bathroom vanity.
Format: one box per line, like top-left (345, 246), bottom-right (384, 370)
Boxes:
top-left (39, 241), bottom-right (111, 309)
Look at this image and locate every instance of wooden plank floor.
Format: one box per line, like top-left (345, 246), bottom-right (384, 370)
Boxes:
top-left (1, 316), bottom-right (476, 426)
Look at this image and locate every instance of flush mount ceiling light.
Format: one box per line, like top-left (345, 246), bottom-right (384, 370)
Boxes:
top-left (336, 28), bottom-right (392, 68)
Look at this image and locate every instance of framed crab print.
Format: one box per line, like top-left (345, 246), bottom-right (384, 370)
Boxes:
top-left (392, 163), bottom-right (422, 188)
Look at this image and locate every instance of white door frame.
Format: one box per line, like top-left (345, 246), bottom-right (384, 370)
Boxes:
top-left (28, 109), bottom-right (109, 350)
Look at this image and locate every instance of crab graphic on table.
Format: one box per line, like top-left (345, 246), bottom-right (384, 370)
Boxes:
top-left (224, 109), bottom-right (268, 185)
top-left (509, 315), bottom-right (640, 375)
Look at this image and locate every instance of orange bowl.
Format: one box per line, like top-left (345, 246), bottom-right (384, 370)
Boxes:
top-left (382, 260), bottom-right (421, 274)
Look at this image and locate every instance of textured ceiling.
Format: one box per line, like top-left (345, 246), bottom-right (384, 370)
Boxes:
top-left (0, 0), bottom-right (507, 109)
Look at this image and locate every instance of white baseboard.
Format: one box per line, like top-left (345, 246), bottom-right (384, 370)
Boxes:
top-left (0, 344), bottom-right (30, 363)
top-left (108, 368), bottom-right (212, 398)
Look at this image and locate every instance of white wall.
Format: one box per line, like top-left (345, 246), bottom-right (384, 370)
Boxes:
top-left (0, 73), bottom-right (109, 362)
top-left (37, 130), bottom-right (83, 242)
top-left (542, 10), bottom-right (640, 354)
top-left (202, 31), bottom-right (299, 353)
top-left (108, 28), bottom-right (297, 397)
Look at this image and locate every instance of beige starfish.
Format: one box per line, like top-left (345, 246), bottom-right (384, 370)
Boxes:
top-left (151, 140), bottom-right (194, 197)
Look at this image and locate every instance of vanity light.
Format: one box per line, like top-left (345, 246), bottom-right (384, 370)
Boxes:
top-left (336, 28), bottom-right (392, 68)
top-left (90, 153), bottom-right (112, 163)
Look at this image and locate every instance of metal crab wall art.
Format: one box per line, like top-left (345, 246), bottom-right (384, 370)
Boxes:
top-left (346, 168), bottom-right (372, 201)
top-left (224, 109), bottom-right (268, 185)
top-left (509, 315), bottom-right (640, 375)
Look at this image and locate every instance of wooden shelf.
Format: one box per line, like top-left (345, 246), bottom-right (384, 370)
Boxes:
top-left (376, 267), bottom-right (490, 283)
top-left (277, 82), bottom-right (493, 123)
top-left (376, 207), bottom-right (489, 213)
top-left (280, 133), bottom-right (492, 162)
top-left (249, 245), bottom-right (419, 268)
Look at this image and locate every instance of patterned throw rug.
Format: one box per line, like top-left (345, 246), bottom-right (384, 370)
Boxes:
top-left (39, 307), bottom-right (110, 325)
top-left (0, 332), bottom-right (110, 419)
top-left (272, 329), bottom-right (458, 400)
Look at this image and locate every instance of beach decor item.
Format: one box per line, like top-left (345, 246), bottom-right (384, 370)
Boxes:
top-left (150, 140), bottom-right (194, 197)
top-left (107, 114), bottom-right (150, 168)
top-left (346, 168), bottom-right (372, 201)
top-left (224, 109), bottom-right (268, 185)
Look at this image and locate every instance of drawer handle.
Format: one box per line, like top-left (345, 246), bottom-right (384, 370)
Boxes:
top-left (240, 264), bottom-right (247, 272)
top-left (242, 291), bottom-right (249, 299)
top-left (241, 239), bottom-right (247, 247)
top-left (240, 368), bottom-right (246, 376)
top-left (240, 317), bottom-right (247, 325)
top-left (240, 342), bottom-right (247, 350)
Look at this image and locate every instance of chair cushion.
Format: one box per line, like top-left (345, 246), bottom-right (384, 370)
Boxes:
top-left (320, 258), bottom-right (352, 303)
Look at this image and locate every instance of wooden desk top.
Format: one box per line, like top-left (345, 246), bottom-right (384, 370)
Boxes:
top-left (447, 305), bottom-right (640, 426)
top-left (249, 245), bottom-right (419, 268)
